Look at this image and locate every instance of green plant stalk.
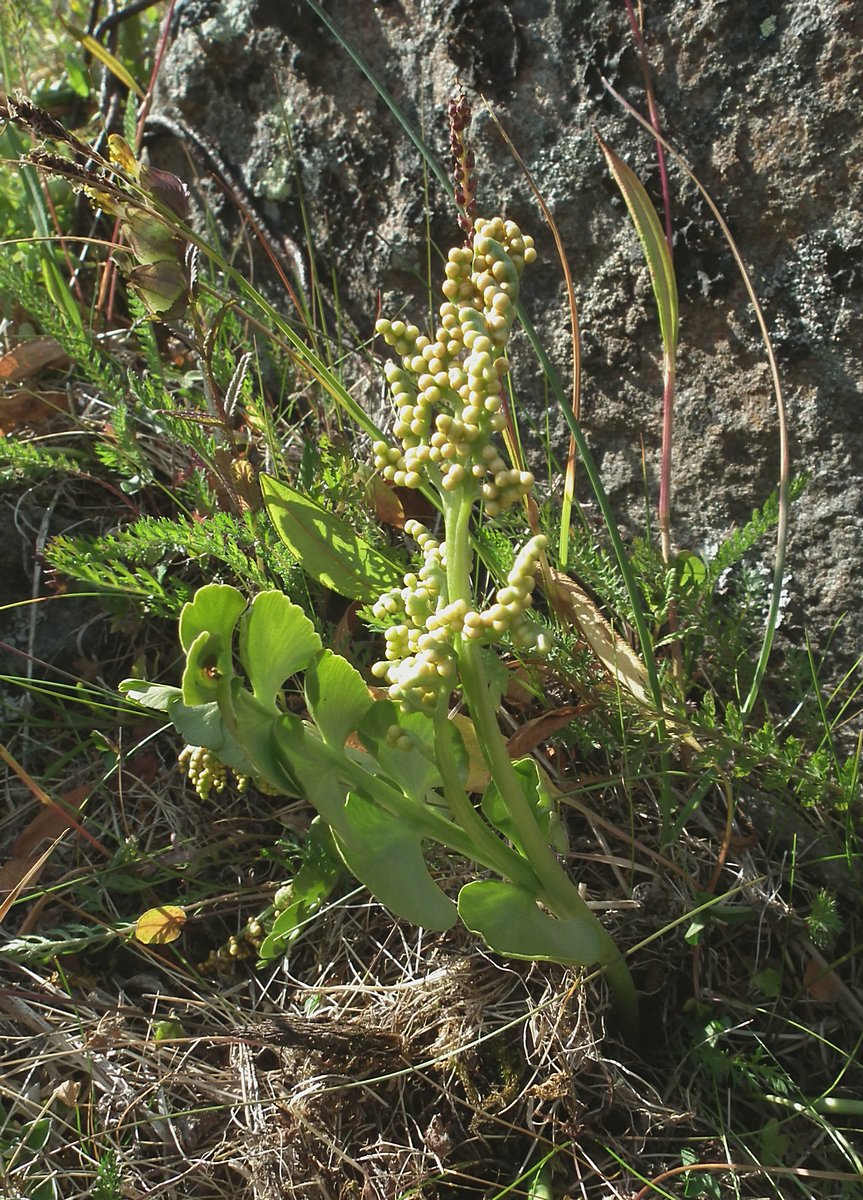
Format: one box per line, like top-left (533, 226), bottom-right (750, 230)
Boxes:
top-left (765, 1095), bottom-right (863, 1117)
top-left (659, 352), bottom-right (685, 685)
top-left (657, 351), bottom-right (676, 566)
top-left (432, 706), bottom-right (542, 893)
top-left (441, 487), bottom-right (637, 1028)
top-left (300, 729), bottom-right (538, 886)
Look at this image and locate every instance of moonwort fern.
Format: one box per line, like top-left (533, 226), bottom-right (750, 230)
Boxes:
top-left (123, 211), bottom-right (641, 1039)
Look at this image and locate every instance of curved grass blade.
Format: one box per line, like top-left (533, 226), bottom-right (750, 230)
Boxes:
top-left (599, 138), bottom-right (678, 359)
top-left (301, 0), bottom-right (452, 196)
top-left (600, 137), bottom-right (680, 575)
top-left (58, 17), bottom-right (146, 100)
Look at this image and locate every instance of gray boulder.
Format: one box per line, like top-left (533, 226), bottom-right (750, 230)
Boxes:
top-left (151, 0), bottom-right (863, 687)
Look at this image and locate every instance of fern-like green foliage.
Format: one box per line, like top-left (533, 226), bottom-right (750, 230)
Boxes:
top-left (127, 369), bottom-right (220, 459)
top-left (91, 397), bottom-right (158, 489)
top-left (0, 437), bottom-right (85, 481)
top-left (806, 888), bottom-right (843, 949)
top-left (45, 511), bottom-right (303, 616)
top-left (557, 525), bottom-right (634, 624)
top-left (0, 250), bottom-right (127, 402)
top-left (707, 475), bottom-right (808, 583)
top-left (562, 478), bottom-right (807, 633)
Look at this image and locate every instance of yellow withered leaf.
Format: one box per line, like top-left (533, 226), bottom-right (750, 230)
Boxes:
top-left (548, 570), bottom-right (703, 752)
top-left (548, 570), bottom-right (652, 706)
top-left (108, 134), bottom-right (141, 180)
top-left (450, 713), bottom-right (491, 793)
top-left (135, 905), bottom-right (186, 945)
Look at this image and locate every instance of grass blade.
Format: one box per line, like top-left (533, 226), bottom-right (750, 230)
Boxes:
top-left (58, 17), bottom-right (147, 100)
top-left (598, 138), bottom-right (678, 360)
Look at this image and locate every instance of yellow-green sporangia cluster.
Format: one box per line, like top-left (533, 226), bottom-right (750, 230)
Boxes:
top-left (372, 216), bottom-right (537, 516)
top-left (369, 217), bottom-right (551, 713)
top-left (179, 744), bottom-right (250, 799)
top-left (370, 519), bottom-right (457, 710)
top-left (370, 521), bottom-right (550, 711)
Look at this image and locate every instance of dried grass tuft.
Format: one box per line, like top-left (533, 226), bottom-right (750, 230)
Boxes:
top-left (2, 752), bottom-right (860, 1199)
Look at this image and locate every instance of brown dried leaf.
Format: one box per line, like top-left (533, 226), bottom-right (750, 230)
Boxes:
top-left (0, 337), bottom-right (69, 382)
top-left (0, 840), bottom-right (66, 919)
top-left (12, 784), bottom-right (90, 859)
top-left (0, 856), bottom-right (42, 895)
top-left (333, 600), bottom-right (362, 658)
top-left (392, 484), bottom-right (436, 524)
top-left (52, 1080), bottom-right (82, 1107)
top-left (230, 458), bottom-right (262, 513)
top-left (366, 474), bottom-right (406, 529)
top-left (804, 957), bottom-right (842, 1004)
top-left (0, 389), bottom-right (71, 432)
top-left (505, 705), bottom-right (584, 759)
top-left (548, 570), bottom-right (652, 706)
top-left (450, 713), bottom-right (491, 793)
top-left (124, 259), bottom-right (189, 319)
top-left (504, 667), bottom-right (536, 711)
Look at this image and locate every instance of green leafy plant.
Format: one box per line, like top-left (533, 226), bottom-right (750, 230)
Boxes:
top-left (257, 819), bottom-right (343, 962)
top-left (806, 888), bottom-right (843, 949)
top-left (121, 203), bottom-right (638, 1036)
top-left (0, 1108), bottom-right (57, 1200)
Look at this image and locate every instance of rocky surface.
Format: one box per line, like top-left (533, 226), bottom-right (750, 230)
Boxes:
top-left (151, 0), bottom-right (863, 686)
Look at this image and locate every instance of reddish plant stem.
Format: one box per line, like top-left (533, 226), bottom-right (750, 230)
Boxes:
top-left (622, 0), bottom-right (674, 256)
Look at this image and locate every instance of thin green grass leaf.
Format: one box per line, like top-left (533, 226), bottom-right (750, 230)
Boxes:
top-left (599, 138), bottom-right (678, 359)
top-left (58, 17), bottom-right (146, 99)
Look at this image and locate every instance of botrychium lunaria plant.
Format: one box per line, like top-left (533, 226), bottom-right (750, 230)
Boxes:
top-left (356, 98), bottom-right (637, 1032)
top-left (122, 93), bottom-right (639, 1038)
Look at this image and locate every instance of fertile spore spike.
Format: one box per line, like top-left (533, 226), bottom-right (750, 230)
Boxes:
top-left (448, 91), bottom-right (478, 245)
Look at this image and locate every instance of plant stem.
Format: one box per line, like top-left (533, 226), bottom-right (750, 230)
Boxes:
top-left (433, 706), bottom-right (543, 894)
top-left (441, 490), bottom-right (639, 1035)
top-left (657, 352), bottom-right (676, 566)
top-left (308, 737), bottom-right (500, 868)
top-left (659, 352), bottom-right (685, 689)
top-left (442, 491), bottom-right (582, 910)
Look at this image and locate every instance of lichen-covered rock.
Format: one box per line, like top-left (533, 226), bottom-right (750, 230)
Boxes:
top-left (151, 0), bottom-right (863, 684)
